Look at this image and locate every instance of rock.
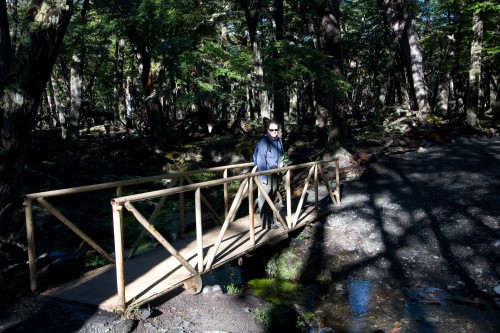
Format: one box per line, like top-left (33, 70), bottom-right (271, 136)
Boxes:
top-left (140, 309), bottom-right (152, 320)
top-left (493, 284), bottom-right (500, 295)
top-left (202, 285), bottom-right (222, 294)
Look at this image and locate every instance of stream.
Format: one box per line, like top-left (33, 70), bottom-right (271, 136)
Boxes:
top-left (202, 245), bottom-right (500, 333)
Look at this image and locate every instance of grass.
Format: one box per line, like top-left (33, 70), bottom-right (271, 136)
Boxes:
top-left (225, 283), bottom-right (242, 294)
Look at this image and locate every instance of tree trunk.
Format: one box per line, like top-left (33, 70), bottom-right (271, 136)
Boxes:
top-left (271, 0), bottom-right (285, 128)
top-left (405, 15), bottom-right (430, 118)
top-left (67, 0), bottom-right (90, 143)
top-left (378, 0), bottom-right (429, 118)
top-left (239, 0), bottom-right (270, 120)
top-left (317, 0), bottom-right (348, 152)
top-left (0, 1), bottom-right (74, 230)
top-left (114, 36), bottom-right (126, 127)
top-left (51, 71), bottom-right (69, 139)
top-left (67, 52), bottom-right (84, 142)
top-left (466, 11), bottom-right (483, 128)
top-left (492, 76), bottom-right (500, 125)
top-left (127, 27), bottom-right (170, 149)
top-left (435, 35), bottom-right (456, 116)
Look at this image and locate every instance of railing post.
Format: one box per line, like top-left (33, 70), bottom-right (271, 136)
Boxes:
top-left (335, 160), bottom-right (341, 205)
top-left (179, 176), bottom-right (185, 238)
top-left (223, 168), bottom-right (228, 218)
top-left (24, 199), bottom-right (37, 292)
top-left (195, 188), bottom-right (204, 272)
top-left (285, 170), bottom-right (292, 228)
top-left (112, 203), bottom-right (126, 312)
top-left (314, 163), bottom-right (319, 211)
top-left (248, 175), bottom-right (255, 245)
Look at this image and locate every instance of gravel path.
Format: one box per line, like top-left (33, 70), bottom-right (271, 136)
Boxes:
top-left (325, 136), bottom-right (500, 287)
top-left (317, 135), bottom-right (500, 332)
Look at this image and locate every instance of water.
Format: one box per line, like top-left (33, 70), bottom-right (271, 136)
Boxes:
top-left (202, 257), bottom-right (500, 333)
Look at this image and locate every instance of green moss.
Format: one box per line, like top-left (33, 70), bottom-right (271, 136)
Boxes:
top-left (266, 248), bottom-right (302, 280)
top-left (247, 278), bottom-right (300, 304)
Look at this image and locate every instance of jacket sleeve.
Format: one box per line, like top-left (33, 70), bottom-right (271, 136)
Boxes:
top-left (253, 139), bottom-right (268, 181)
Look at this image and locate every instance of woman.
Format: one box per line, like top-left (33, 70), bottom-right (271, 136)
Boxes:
top-left (253, 119), bottom-right (285, 229)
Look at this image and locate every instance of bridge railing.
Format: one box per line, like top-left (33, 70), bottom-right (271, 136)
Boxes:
top-left (24, 159), bottom-right (340, 311)
top-left (110, 159), bottom-right (340, 310)
top-left (23, 162), bottom-right (255, 293)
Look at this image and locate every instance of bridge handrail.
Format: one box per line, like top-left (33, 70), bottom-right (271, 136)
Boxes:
top-left (23, 161), bottom-right (255, 293)
top-left (111, 160), bottom-right (329, 204)
top-left (25, 162), bottom-right (255, 199)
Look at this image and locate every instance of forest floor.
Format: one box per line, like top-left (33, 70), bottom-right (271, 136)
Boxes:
top-left (0, 121), bottom-right (499, 332)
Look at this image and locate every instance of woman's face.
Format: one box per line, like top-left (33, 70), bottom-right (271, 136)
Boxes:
top-left (268, 124), bottom-right (279, 138)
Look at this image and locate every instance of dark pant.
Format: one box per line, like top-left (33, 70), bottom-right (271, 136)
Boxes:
top-left (259, 174), bottom-right (278, 228)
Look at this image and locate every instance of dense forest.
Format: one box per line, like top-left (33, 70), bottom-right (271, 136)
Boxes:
top-left (1, 0), bottom-right (499, 233)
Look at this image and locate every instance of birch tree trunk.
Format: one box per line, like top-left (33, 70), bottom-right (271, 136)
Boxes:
top-left (0, 0), bottom-right (74, 230)
top-left (466, 11), bottom-right (483, 128)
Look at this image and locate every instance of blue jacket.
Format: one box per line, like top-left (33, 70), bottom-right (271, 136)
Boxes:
top-left (253, 133), bottom-right (284, 182)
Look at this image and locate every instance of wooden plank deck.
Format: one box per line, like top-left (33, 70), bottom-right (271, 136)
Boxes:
top-left (42, 203), bottom-right (332, 311)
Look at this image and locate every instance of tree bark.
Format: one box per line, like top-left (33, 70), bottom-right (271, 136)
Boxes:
top-left (466, 11), bottom-right (483, 128)
top-left (0, 0), bottom-right (74, 230)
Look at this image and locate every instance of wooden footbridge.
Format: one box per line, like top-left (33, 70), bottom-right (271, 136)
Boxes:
top-left (24, 159), bottom-right (340, 312)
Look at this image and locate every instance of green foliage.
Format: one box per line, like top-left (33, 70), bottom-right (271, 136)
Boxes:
top-left (85, 254), bottom-right (106, 269)
top-left (265, 248), bottom-right (302, 280)
top-left (250, 308), bottom-right (271, 326)
top-left (225, 283), bottom-right (241, 294)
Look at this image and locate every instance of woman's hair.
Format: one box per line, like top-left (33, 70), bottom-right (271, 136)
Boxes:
top-left (267, 119), bottom-right (280, 130)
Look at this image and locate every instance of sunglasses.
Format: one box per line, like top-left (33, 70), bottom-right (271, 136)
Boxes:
top-left (268, 129), bottom-right (279, 132)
